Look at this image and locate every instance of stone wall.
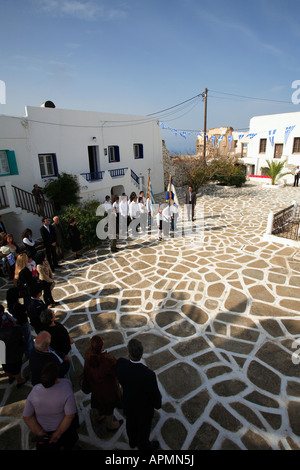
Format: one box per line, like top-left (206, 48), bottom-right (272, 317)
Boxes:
top-left (162, 140), bottom-right (201, 189)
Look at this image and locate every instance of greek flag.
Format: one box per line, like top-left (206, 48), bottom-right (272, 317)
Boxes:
top-left (146, 170), bottom-right (155, 215)
top-left (285, 126), bottom-right (295, 145)
top-left (166, 175), bottom-right (179, 208)
top-left (269, 129), bottom-right (276, 147)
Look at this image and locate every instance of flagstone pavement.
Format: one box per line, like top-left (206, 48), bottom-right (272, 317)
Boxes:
top-left (1, 183), bottom-right (300, 451)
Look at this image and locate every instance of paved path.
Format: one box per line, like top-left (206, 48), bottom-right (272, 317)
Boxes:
top-left (1, 183), bottom-right (300, 450)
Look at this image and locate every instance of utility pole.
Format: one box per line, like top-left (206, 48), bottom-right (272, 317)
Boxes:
top-left (203, 88), bottom-right (208, 165)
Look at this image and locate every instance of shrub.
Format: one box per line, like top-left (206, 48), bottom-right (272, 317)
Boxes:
top-left (58, 200), bottom-right (104, 249)
top-left (43, 173), bottom-right (81, 210)
top-left (210, 159), bottom-right (246, 187)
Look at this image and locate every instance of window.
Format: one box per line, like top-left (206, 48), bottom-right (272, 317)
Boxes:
top-left (38, 154), bottom-right (58, 178)
top-left (108, 146), bottom-right (120, 163)
top-left (133, 143), bottom-right (144, 159)
top-left (259, 138), bottom-right (267, 153)
top-left (274, 144), bottom-right (283, 159)
top-left (0, 150), bottom-right (18, 176)
top-left (293, 137), bottom-right (300, 153)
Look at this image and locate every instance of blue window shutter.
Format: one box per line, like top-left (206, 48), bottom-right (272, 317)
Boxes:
top-left (139, 144), bottom-right (144, 158)
top-left (115, 146), bottom-right (120, 162)
top-left (7, 151), bottom-right (19, 175)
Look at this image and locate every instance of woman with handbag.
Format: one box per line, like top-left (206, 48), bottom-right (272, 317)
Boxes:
top-left (36, 251), bottom-right (57, 307)
top-left (83, 335), bottom-right (123, 431)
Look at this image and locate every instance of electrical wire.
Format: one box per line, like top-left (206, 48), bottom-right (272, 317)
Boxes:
top-left (209, 89), bottom-right (293, 105)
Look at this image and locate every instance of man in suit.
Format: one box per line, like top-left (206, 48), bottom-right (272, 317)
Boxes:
top-left (185, 186), bottom-right (197, 221)
top-left (40, 217), bottom-right (59, 271)
top-left (25, 282), bottom-right (47, 334)
top-left (116, 338), bottom-right (162, 450)
top-left (52, 216), bottom-right (65, 260)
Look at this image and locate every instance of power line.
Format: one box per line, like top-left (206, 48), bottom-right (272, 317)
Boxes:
top-left (146, 93), bottom-right (204, 117)
top-left (209, 89), bottom-right (293, 105)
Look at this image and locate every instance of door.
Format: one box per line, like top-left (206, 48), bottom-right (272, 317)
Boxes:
top-left (88, 146), bottom-right (100, 179)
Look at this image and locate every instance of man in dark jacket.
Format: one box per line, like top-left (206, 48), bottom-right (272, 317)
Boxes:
top-left (29, 331), bottom-right (70, 385)
top-left (116, 338), bottom-right (162, 450)
top-left (185, 186), bottom-right (197, 221)
top-left (25, 282), bottom-right (47, 334)
top-left (40, 217), bottom-right (58, 271)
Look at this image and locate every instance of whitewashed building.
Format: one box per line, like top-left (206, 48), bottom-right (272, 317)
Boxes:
top-left (0, 102), bottom-right (164, 241)
top-left (239, 111), bottom-right (300, 184)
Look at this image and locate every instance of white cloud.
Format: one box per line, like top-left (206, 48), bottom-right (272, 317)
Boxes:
top-left (35, 0), bottom-right (127, 21)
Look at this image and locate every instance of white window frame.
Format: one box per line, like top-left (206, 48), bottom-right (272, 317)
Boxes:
top-left (38, 154), bottom-right (57, 178)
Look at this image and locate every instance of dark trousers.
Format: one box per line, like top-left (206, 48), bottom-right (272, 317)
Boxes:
top-left (294, 174), bottom-right (299, 187)
top-left (126, 410), bottom-right (153, 450)
top-left (42, 280), bottom-right (54, 306)
top-left (45, 244), bottom-right (58, 270)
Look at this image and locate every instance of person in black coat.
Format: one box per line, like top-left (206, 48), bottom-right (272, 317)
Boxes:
top-left (185, 186), bottom-right (197, 221)
top-left (40, 218), bottom-right (58, 271)
top-left (115, 338), bottom-right (162, 450)
top-left (6, 287), bottom-right (34, 357)
top-left (68, 218), bottom-right (82, 259)
top-left (29, 331), bottom-right (70, 385)
top-left (25, 282), bottom-right (47, 334)
top-left (40, 308), bottom-right (73, 358)
top-left (0, 321), bottom-right (27, 387)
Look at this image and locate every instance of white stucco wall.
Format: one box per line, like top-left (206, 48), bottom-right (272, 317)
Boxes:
top-left (245, 111), bottom-right (300, 184)
top-left (0, 105), bottom-right (164, 239)
top-left (0, 105), bottom-right (163, 194)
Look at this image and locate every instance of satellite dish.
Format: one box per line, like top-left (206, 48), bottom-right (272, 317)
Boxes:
top-left (41, 101), bottom-right (56, 108)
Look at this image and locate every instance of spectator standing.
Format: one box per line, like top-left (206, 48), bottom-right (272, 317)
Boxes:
top-left (0, 315), bottom-right (27, 388)
top-left (40, 308), bottom-right (73, 359)
top-left (29, 331), bottom-right (70, 385)
top-left (25, 282), bottom-right (47, 334)
top-left (14, 253), bottom-right (37, 297)
top-left (23, 362), bottom-right (79, 450)
top-left (68, 218), bottom-right (82, 259)
top-left (185, 186), bottom-right (197, 221)
top-left (32, 184), bottom-right (45, 216)
top-left (6, 287), bottom-right (34, 357)
top-left (52, 216), bottom-right (65, 261)
top-left (36, 251), bottom-right (56, 307)
top-left (22, 228), bottom-right (37, 260)
top-left (116, 338), bottom-right (162, 450)
top-left (40, 218), bottom-right (59, 271)
top-left (83, 335), bottom-right (122, 430)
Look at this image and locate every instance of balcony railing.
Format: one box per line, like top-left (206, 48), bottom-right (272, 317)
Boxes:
top-left (272, 205), bottom-right (300, 241)
top-left (108, 168), bottom-right (128, 178)
top-left (80, 171), bottom-right (105, 182)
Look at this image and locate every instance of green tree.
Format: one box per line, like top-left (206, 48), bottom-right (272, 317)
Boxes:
top-left (265, 160), bottom-right (290, 185)
top-left (43, 172), bottom-right (80, 210)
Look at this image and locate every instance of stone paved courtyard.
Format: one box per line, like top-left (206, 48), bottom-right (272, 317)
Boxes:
top-left (1, 183), bottom-right (300, 451)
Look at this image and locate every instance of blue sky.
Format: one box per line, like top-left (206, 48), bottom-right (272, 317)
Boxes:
top-left (1, 0), bottom-right (300, 153)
